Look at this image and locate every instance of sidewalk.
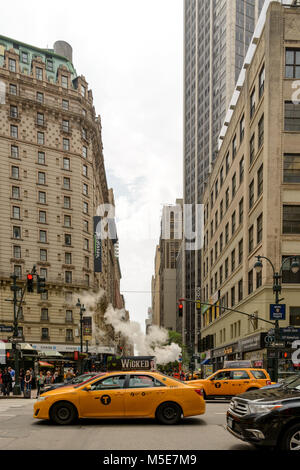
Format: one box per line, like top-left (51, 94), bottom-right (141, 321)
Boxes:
top-left (0, 390), bottom-right (38, 399)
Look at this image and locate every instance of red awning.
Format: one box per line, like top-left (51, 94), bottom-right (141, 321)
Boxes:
top-left (38, 361), bottom-right (54, 368)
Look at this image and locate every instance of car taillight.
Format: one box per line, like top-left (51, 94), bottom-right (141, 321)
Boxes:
top-left (266, 380), bottom-right (271, 385)
top-left (194, 389), bottom-right (204, 397)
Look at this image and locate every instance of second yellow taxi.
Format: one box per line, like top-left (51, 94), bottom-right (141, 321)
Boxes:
top-left (34, 370), bottom-right (206, 425)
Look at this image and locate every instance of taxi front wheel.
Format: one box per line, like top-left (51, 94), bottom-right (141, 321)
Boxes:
top-left (50, 401), bottom-right (77, 425)
top-left (156, 402), bottom-right (182, 425)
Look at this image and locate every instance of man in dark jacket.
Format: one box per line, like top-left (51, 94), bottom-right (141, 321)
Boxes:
top-left (2, 368), bottom-right (12, 396)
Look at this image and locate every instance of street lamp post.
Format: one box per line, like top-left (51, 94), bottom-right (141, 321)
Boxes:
top-left (254, 255), bottom-right (300, 382)
top-left (10, 274), bottom-right (21, 395)
top-left (76, 299), bottom-right (86, 374)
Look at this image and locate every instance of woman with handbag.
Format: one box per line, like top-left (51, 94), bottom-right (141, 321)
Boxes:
top-left (36, 371), bottom-right (45, 397)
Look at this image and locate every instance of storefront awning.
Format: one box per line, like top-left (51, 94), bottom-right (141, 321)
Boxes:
top-left (39, 361), bottom-right (54, 368)
top-left (38, 350), bottom-right (63, 357)
top-left (201, 358), bottom-right (211, 365)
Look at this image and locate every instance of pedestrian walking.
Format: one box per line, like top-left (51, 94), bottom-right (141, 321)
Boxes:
top-left (2, 368), bottom-right (12, 396)
top-left (36, 371), bottom-right (45, 397)
top-left (29, 367), bottom-right (36, 390)
top-left (19, 368), bottom-right (25, 393)
top-left (8, 367), bottom-right (15, 393)
top-left (65, 368), bottom-right (74, 381)
top-left (44, 370), bottom-right (53, 385)
top-left (24, 370), bottom-right (32, 397)
top-left (0, 368), bottom-right (3, 395)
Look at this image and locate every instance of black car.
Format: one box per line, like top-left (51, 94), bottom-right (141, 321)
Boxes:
top-left (226, 376), bottom-right (300, 450)
top-left (41, 372), bottom-right (103, 394)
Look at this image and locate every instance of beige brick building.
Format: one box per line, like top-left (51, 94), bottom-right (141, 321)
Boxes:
top-left (200, 2), bottom-right (300, 377)
top-left (0, 36), bottom-right (129, 359)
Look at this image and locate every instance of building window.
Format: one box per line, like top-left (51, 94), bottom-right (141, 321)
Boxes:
top-left (39, 230), bottom-right (47, 243)
top-left (66, 310), bottom-right (73, 323)
top-left (225, 223), bottom-right (229, 244)
top-left (258, 114), bottom-right (264, 148)
top-left (290, 307), bottom-right (300, 326)
top-left (20, 51), bottom-right (28, 63)
top-left (225, 188), bottom-right (229, 210)
top-left (10, 125), bottom-right (18, 138)
top-left (40, 249), bottom-right (47, 262)
top-left (82, 128), bottom-right (87, 140)
top-left (285, 49), bottom-right (300, 78)
top-left (41, 328), bottom-right (49, 339)
top-left (84, 256), bottom-right (89, 268)
top-left (11, 145), bottom-right (19, 158)
top-left (66, 329), bottom-right (73, 341)
top-left (13, 206), bottom-right (20, 219)
top-left (10, 105), bottom-right (18, 118)
top-left (83, 201), bottom-right (88, 214)
top-left (38, 172), bottom-right (46, 185)
top-left (250, 133), bottom-right (255, 165)
top-left (38, 191), bottom-right (46, 204)
top-left (37, 132), bottom-right (44, 145)
top-left (283, 205), bottom-right (300, 234)
top-left (65, 234), bottom-right (72, 246)
top-left (81, 85), bottom-right (86, 97)
top-left (249, 180), bottom-right (254, 209)
top-left (85, 274), bottom-right (89, 286)
top-left (12, 186), bottom-right (20, 199)
top-left (259, 65), bottom-right (265, 99)
top-left (46, 58), bottom-right (53, 71)
top-left (226, 152), bottom-right (230, 174)
top-left (63, 157), bottom-right (70, 170)
top-left (240, 115), bottom-right (245, 143)
top-left (13, 245), bottom-right (21, 259)
top-left (62, 99), bottom-right (69, 110)
top-left (63, 138), bottom-right (70, 151)
top-left (257, 164), bottom-right (263, 197)
top-left (64, 196), bottom-right (71, 209)
top-left (65, 271), bottom-right (72, 283)
top-left (65, 252), bottom-right (72, 265)
top-left (219, 233), bottom-right (223, 253)
top-left (220, 166), bottom-right (224, 187)
top-left (40, 268), bottom-right (47, 279)
top-left (238, 239), bottom-right (243, 265)
top-left (250, 88), bottom-right (256, 119)
top-left (282, 256), bottom-right (300, 283)
top-left (285, 101), bottom-right (300, 131)
top-left (63, 177), bottom-right (70, 190)
top-left (231, 211), bottom-right (236, 235)
top-left (9, 58), bottom-right (16, 72)
top-left (248, 270), bottom-right (253, 295)
top-left (13, 226), bottom-right (21, 239)
top-left (231, 287), bottom-right (235, 307)
top-left (9, 84), bottom-right (17, 95)
top-left (61, 75), bottom-right (68, 88)
top-left (238, 279), bottom-right (243, 302)
top-left (225, 258), bottom-right (229, 279)
top-left (39, 211), bottom-right (46, 223)
top-left (11, 166), bottom-right (19, 179)
top-left (37, 113), bottom-right (44, 126)
top-left (37, 92), bottom-right (44, 103)
top-left (249, 225), bottom-right (254, 253)
top-left (231, 249), bottom-right (235, 272)
top-left (62, 120), bottom-right (69, 132)
top-left (64, 215), bottom-right (71, 227)
top-left (83, 165), bottom-right (88, 177)
top-left (38, 151), bottom-right (45, 165)
top-left (36, 67), bottom-right (43, 80)
top-left (257, 213), bottom-right (263, 244)
top-left (239, 198), bottom-right (244, 225)
top-left (83, 183), bottom-right (88, 196)
top-left (283, 154), bottom-right (300, 183)
top-left (256, 270), bottom-right (262, 289)
top-left (232, 135), bottom-right (237, 159)
top-left (14, 265), bottom-right (22, 278)
top-left (239, 157), bottom-right (244, 184)
top-left (232, 173), bottom-right (236, 198)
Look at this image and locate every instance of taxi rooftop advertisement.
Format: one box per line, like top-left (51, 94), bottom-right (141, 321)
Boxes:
top-left (106, 356), bottom-right (156, 371)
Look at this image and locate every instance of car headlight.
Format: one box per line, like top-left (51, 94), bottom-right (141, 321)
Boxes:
top-left (37, 396), bottom-right (48, 402)
top-left (248, 403), bottom-right (282, 414)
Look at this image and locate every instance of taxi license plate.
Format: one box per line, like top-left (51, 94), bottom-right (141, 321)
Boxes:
top-left (227, 417), bottom-right (233, 429)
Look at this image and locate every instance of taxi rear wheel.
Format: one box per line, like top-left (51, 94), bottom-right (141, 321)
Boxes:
top-left (156, 402), bottom-right (182, 425)
top-left (50, 401), bottom-right (77, 425)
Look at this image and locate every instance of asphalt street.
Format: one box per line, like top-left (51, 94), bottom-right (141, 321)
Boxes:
top-left (0, 398), bottom-right (254, 451)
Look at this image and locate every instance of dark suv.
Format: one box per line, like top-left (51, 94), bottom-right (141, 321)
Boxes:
top-left (226, 376), bottom-right (300, 450)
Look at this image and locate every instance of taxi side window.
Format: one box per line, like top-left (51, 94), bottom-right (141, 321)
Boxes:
top-left (230, 370), bottom-right (250, 380)
top-left (213, 371), bottom-right (231, 380)
top-left (251, 370), bottom-right (266, 379)
top-left (128, 375), bottom-right (165, 388)
top-left (91, 375), bottom-right (126, 391)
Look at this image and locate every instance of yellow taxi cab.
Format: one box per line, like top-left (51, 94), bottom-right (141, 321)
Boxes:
top-left (33, 370), bottom-right (206, 425)
top-left (187, 368), bottom-right (272, 399)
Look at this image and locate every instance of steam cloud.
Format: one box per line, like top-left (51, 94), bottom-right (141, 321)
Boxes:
top-left (73, 290), bottom-right (182, 365)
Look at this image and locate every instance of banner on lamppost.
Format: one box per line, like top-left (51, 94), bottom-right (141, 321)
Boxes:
top-left (94, 216), bottom-right (102, 273)
top-left (82, 316), bottom-right (92, 341)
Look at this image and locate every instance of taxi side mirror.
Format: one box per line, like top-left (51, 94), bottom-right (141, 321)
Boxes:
top-left (83, 384), bottom-right (92, 391)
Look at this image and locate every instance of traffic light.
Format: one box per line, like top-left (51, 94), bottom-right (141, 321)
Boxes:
top-left (178, 303), bottom-right (183, 317)
top-left (37, 275), bottom-right (47, 294)
top-left (6, 351), bottom-right (10, 360)
top-left (26, 274), bottom-right (34, 293)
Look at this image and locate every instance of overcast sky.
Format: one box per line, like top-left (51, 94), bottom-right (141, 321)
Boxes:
top-left (1, 0), bottom-right (183, 331)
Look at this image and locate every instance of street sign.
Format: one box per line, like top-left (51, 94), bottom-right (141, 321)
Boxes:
top-left (264, 335), bottom-right (275, 345)
top-left (270, 304), bottom-right (286, 321)
top-left (0, 325), bottom-right (13, 333)
top-left (279, 327), bottom-right (300, 342)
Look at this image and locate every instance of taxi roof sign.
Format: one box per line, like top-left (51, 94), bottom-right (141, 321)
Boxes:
top-left (107, 356), bottom-right (156, 372)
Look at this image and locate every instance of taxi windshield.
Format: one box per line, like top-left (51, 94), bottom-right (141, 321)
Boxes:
top-left (74, 374), bottom-right (104, 388)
